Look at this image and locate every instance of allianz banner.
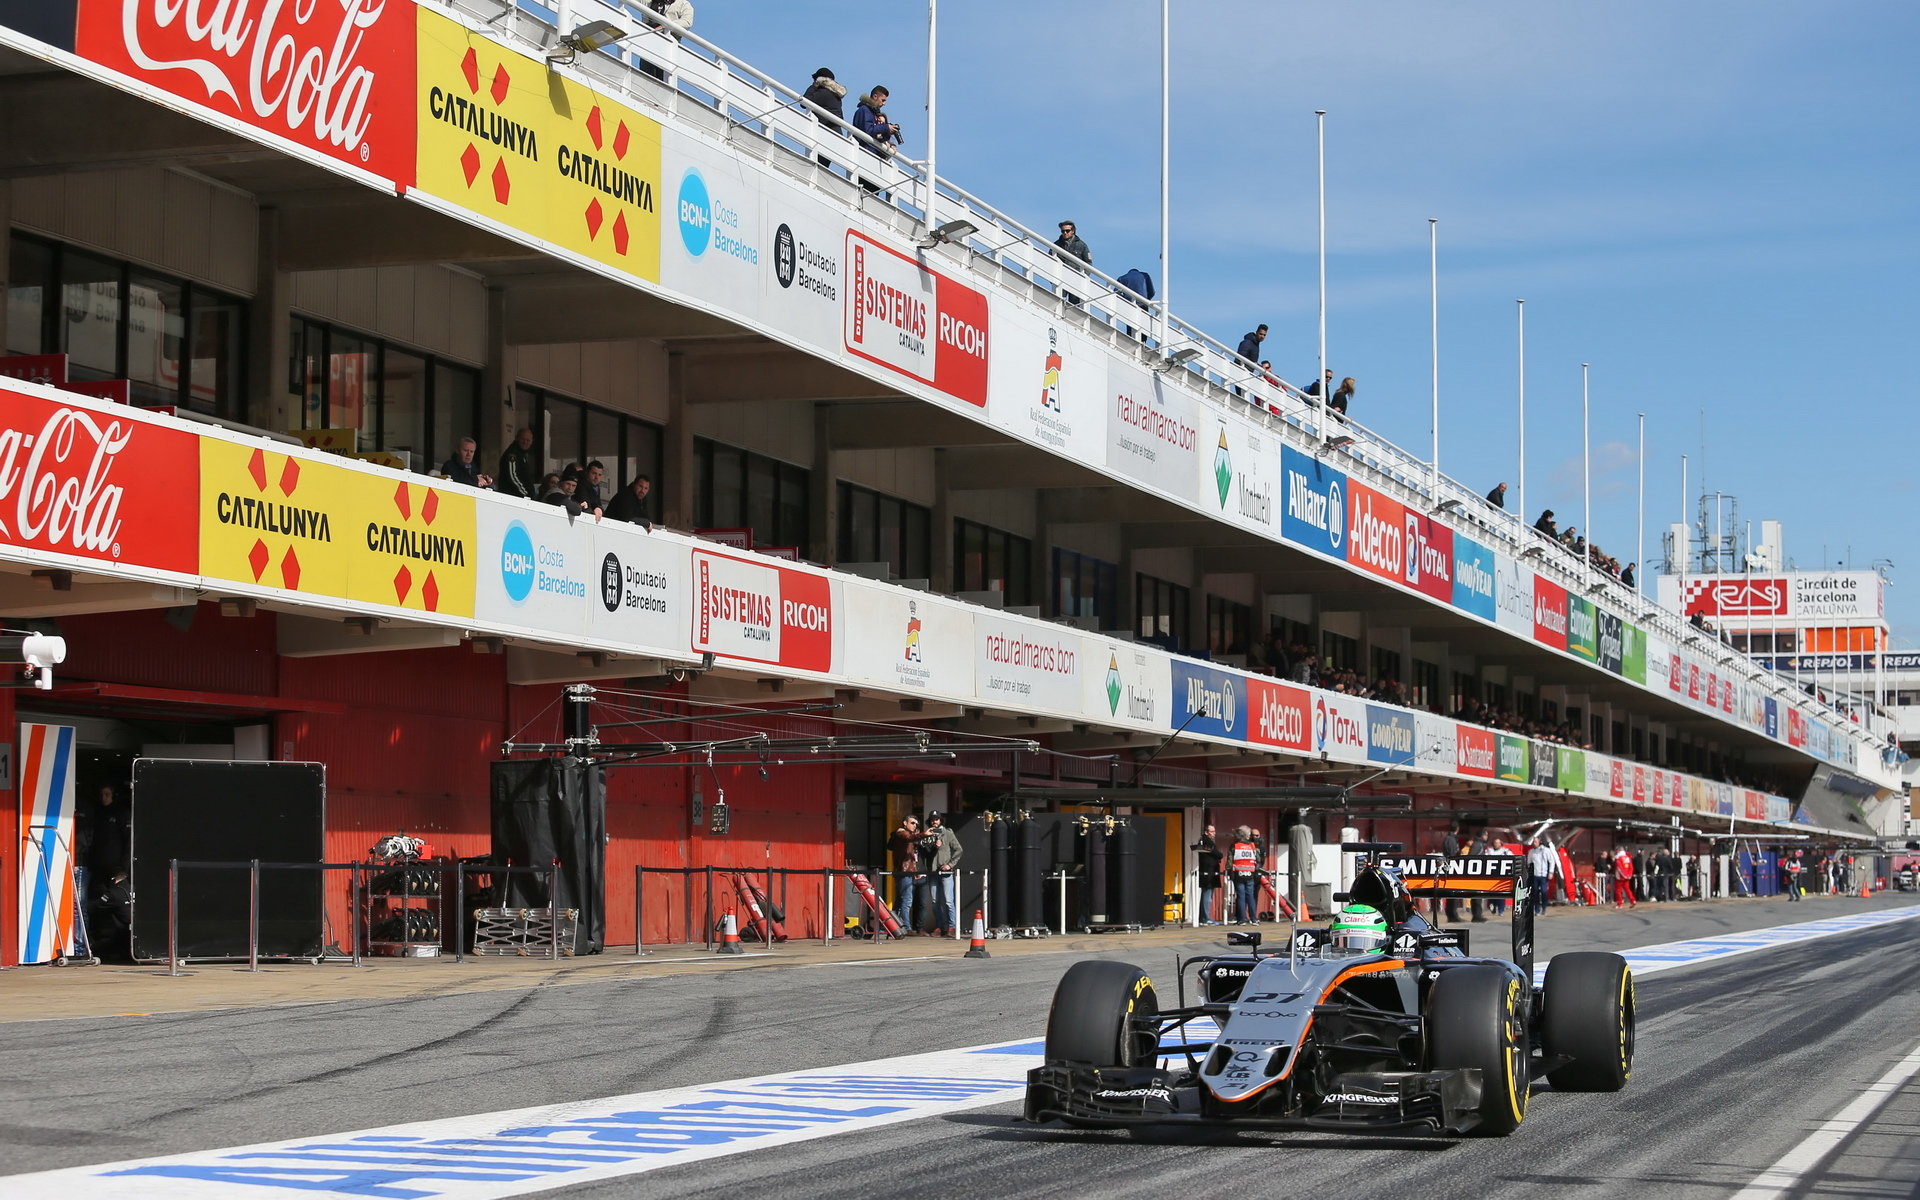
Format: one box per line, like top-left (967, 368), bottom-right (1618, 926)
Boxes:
top-left (1170, 659), bottom-right (1247, 743)
top-left (1279, 446), bottom-right (1346, 560)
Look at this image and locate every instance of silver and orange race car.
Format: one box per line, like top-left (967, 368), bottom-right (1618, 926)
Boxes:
top-left (1023, 844), bottom-right (1633, 1137)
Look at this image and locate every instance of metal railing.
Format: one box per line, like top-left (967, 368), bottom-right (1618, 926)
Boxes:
top-left (443, 0), bottom-right (1872, 762)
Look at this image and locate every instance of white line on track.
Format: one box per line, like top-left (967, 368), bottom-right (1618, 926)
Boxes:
top-left (7, 904), bottom-right (1916, 1199)
top-left (1728, 1039), bottom-right (1920, 1200)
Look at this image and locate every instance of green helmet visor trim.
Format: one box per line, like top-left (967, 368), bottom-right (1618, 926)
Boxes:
top-left (1330, 904), bottom-right (1387, 950)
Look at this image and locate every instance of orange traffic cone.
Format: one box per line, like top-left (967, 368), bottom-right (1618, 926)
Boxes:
top-left (963, 909), bottom-right (991, 959)
top-left (716, 911), bottom-right (744, 954)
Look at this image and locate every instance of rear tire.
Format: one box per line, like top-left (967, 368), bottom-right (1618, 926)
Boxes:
top-left (1426, 965), bottom-right (1529, 1135)
top-left (1044, 960), bottom-right (1159, 1067)
top-left (1542, 952), bottom-right (1634, 1091)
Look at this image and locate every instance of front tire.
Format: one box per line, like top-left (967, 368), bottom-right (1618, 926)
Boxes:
top-left (1426, 965), bottom-right (1529, 1135)
top-left (1541, 951), bottom-right (1634, 1091)
top-left (1043, 960), bottom-right (1159, 1067)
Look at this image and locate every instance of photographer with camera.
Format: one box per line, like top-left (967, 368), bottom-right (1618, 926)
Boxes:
top-left (919, 811), bottom-right (962, 936)
top-left (852, 85), bottom-right (903, 195)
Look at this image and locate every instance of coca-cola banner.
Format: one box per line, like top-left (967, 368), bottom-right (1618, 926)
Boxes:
top-left (0, 382), bottom-right (197, 573)
top-left (74, 0), bottom-right (417, 191)
top-left (414, 8), bottom-right (662, 280)
top-left (199, 438), bottom-right (476, 616)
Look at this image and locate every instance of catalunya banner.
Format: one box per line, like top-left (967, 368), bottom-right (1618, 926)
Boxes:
top-left (74, 0), bottom-right (418, 191)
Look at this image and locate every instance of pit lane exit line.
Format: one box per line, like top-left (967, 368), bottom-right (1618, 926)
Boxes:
top-left (7, 904), bottom-right (1916, 1199)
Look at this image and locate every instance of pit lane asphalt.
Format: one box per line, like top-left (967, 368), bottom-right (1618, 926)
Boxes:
top-left (2, 893), bottom-right (1916, 1197)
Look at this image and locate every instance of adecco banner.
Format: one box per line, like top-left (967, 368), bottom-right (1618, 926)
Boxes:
top-left (1452, 534), bottom-right (1496, 621)
top-left (200, 440), bottom-right (476, 616)
top-left (74, 0), bottom-right (417, 191)
top-left (844, 229), bottom-right (989, 408)
top-left (975, 613), bottom-right (1081, 716)
top-left (414, 8), bottom-right (662, 280)
top-left (838, 583), bottom-right (973, 700)
top-left (1088, 640), bottom-right (1172, 731)
top-left (692, 549), bottom-right (831, 673)
top-left (586, 523), bottom-right (686, 656)
top-left (1532, 574), bottom-right (1568, 651)
top-left (988, 317), bottom-right (1105, 467)
top-left (1171, 659), bottom-right (1246, 742)
top-left (1345, 479), bottom-right (1406, 587)
top-left (1247, 677), bottom-right (1312, 752)
top-left (1313, 693), bottom-right (1369, 763)
top-left (0, 383), bottom-right (198, 574)
top-left (1457, 725), bottom-right (1496, 778)
top-left (1366, 705), bottom-right (1416, 766)
top-left (1203, 410), bottom-right (1281, 540)
top-left (1279, 446), bottom-right (1346, 560)
top-left (1106, 361), bottom-right (1200, 499)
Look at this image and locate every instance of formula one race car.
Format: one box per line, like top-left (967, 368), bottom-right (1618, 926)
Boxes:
top-left (1024, 844), bottom-right (1633, 1136)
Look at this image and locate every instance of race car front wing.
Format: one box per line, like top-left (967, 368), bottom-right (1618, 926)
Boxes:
top-left (1024, 1063), bottom-right (1488, 1134)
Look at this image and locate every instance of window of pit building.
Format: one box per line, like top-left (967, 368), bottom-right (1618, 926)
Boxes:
top-left (1370, 646), bottom-right (1403, 688)
top-left (1413, 660), bottom-right (1440, 710)
top-left (7, 232), bottom-right (247, 418)
top-left (1322, 630), bottom-right (1359, 673)
top-left (694, 439), bottom-right (809, 550)
top-left (1206, 596), bottom-right (1251, 659)
top-left (290, 316), bottom-right (478, 472)
top-left (955, 519), bottom-right (1033, 606)
top-left (520, 385), bottom-right (663, 505)
top-left (1137, 574), bottom-right (1191, 652)
top-left (838, 482), bottom-right (932, 581)
top-left (1054, 549), bottom-right (1118, 629)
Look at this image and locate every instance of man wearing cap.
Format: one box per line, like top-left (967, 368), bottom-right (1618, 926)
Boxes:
top-left (919, 812), bottom-right (963, 936)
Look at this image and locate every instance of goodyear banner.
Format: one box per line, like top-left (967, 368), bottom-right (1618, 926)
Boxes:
top-left (415, 8), bottom-right (661, 281)
top-left (200, 440), bottom-right (476, 617)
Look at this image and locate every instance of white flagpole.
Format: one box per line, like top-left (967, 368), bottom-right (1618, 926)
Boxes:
top-left (1429, 218), bottom-right (1439, 500)
top-left (1316, 109), bottom-right (1328, 432)
top-left (1158, 0), bottom-right (1170, 347)
top-left (1517, 299), bottom-right (1527, 526)
top-left (924, 0), bottom-right (937, 230)
top-left (1581, 362), bottom-right (1591, 580)
top-left (1636, 412), bottom-right (1646, 597)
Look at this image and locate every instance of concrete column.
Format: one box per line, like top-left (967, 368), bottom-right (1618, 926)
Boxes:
top-left (1034, 493), bottom-right (1060, 617)
top-left (808, 402), bottom-right (838, 565)
top-left (1116, 537), bottom-right (1138, 635)
top-left (247, 206), bottom-right (293, 430)
top-left (930, 448), bottom-right (953, 593)
top-left (0, 182), bottom-right (11, 352)
top-left (481, 285), bottom-right (510, 457)
top-left (661, 351), bottom-right (695, 531)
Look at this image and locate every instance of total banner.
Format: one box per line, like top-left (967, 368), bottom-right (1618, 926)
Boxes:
top-left (1313, 693), bottom-right (1370, 764)
top-left (975, 613), bottom-right (1081, 717)
top-left (415, 7), bottom-right (662, 280)
top-left (838, 583), bottom-right (974, 701)
top-left (0, 382), bottom-right (198, 574)
top-left (1400, 509), bottom-right (1454, 604)
top-left (200, 439), bottom-right (477, 616)
top-left (74, 0), bottom-right (418, 191)
top-left (692, 549), bottom-right (832, 673)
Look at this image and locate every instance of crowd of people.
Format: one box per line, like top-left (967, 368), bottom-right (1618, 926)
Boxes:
top-left (435, 427), bottom-right (657, 531)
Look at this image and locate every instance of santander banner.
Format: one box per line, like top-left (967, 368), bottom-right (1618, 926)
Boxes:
top-left (0, 383), bottom-right (197, 574)
top-left (843, 230), bottom-right (989, 408)
top-left (692, 550), bottom-right (831, 673)
top-left (1532, 574), bottom-right (1569, 651)
top-left (74, 0), bottom-right (417, 191)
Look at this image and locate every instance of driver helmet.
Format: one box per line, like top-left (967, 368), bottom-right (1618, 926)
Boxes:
top-left (1329, 904), bottom-right (1388, 952)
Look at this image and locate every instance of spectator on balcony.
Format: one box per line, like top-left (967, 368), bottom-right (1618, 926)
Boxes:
top-left (852, 85), bottom-right (902, 194)
top-left (637, 1), bottom-right (694, 82)
top-left (605, 474), bottom-right (656, 531)
top-left (439, 437), bottom-right (493, 489)
top-left (1054, 220), bottom-right (1090, 305)
top-left (1620, 562), bottom-right (1637, 588)
top-left (1534, 509), bottom-right (1558, 537)
top-left (1485, 481), bottom-right (1507, 510)
top-left (1330, 375), bottom-right (1355, 417)
top-left (578, 460), bottom-right (609, 512)
top-left (803, 67), bottom-right (848, 170)
top-left (544, 474), bottom-right (599, 519)
top-left (1236, 325), bottom-right (1268, 365)
top-left (1304, 368), bottom-right (1334, 399)
top-left (497, 427), bottom-right (538, 499)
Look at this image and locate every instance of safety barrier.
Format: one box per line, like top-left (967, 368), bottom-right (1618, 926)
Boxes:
top-left (633, 865), bottom-right (998, 949)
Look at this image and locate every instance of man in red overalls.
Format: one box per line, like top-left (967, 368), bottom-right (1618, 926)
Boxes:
top-left (1612, 846), bottom-right (1638, 909)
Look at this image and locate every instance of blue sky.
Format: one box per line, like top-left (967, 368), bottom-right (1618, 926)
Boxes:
top-left (693, 1), bottom-right (1920, 641)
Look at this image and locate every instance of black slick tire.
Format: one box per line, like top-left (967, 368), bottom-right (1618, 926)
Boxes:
top-left (1426, 964), bottom-right (1529, 1135)
top-left (1043, 960), bottom-right (1159, 1067)
top-left (1541, 951), bottom-right (1634, 1091)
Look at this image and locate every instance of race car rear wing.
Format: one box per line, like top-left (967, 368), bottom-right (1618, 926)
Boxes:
top-left (1365, 854), bottom-right (1536, 981)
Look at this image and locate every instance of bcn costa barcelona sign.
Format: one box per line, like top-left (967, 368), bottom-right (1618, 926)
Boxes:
top-left (75, 0), bottom-right (418, 189)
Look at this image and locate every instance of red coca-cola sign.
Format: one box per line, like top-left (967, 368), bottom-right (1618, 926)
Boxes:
top-left (0, 383), bottom-right (198, 573)
top-left (76, 0), bottom-right (417, 190)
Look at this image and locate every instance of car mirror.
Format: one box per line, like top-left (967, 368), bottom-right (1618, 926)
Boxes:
top-left (1226, 930), bottom-right (1262, 949)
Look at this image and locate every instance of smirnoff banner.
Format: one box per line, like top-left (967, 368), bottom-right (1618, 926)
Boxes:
top-left (74, 0), bottom-right (418, 191)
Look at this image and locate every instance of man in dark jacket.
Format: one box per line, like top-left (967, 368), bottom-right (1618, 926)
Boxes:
top-left (851, 86), bottom-right (900, 193)
top-left (439, 437), bottom-right (492, 489)
top-left (1236, 324), bottom-right (1267, 364)
top-left (604, 474), bottom-right (655, 530)
top-left (803, 67), bottom-right (847, 171)
top-left (497, 427), bottom-right (538, 499)
top-left (1485, 481), bottom-right (1507, 509)
top-left (1192, 823), bottom-right (1223, 925)
top-left (1054, 221), bottom-right (1091, 266)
